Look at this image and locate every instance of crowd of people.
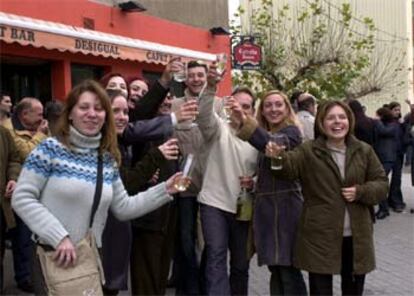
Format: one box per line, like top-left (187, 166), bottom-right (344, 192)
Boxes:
top-left (0, 57), bottom-right (413, 296)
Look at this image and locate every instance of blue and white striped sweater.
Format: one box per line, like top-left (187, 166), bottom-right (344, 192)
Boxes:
top-left (12, 127), bottom-right (172, 248)
top-left (23, 138), bottom-right (116, 185)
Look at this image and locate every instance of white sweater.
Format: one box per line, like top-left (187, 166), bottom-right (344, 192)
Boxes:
top-left (196, 87), bottom-right (258, 213)
top-left (12, 126), bottom-right (172, 248)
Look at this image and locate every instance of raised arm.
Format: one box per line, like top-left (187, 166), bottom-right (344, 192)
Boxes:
top-left (130, 59), bottom-right (181, 120)
top-left (196, 63), bottom-right (222, 142)
top-left (123, 116), bottom-right (173, 144)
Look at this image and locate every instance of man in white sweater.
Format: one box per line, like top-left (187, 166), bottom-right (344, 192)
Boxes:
top-left (196, 67), bottom-right (257, 296)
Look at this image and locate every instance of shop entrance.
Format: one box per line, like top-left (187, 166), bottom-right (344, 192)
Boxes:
top-left (0, 56), bottom-right (52, 105)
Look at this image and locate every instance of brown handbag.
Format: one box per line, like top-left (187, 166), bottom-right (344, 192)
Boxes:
top-left (36, 155), bottom-right (105, 296)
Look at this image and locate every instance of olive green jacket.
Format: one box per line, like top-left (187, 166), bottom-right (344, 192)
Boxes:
top-left (0, 126), bottom-right (21, 228)
top-left (276, 135), bottom-right (388, 275)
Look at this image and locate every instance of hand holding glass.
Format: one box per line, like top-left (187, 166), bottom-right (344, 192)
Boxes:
top-left (268, 134), bottom-right (289, 170)
top-left (221, 96), bottom-right (233, 123)
top-left (216, 53), bottom-right (227, 75)
top-left (174, 154), bottom-right (195, 192)
top-left (173, 61), bottom-right (187, 82)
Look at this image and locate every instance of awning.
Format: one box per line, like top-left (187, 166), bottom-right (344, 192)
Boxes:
top-left (0, 12), bottom-right (216, 65)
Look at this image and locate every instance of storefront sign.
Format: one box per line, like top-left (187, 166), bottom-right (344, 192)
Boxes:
top-left (146, 51), bottom-right (175, 63)
top-left (74, 38), bottom-right (120, 55)
top-left (0, 23), bottom-right (210, 66)
top-left (232, 36), bottom-right (262, 70)
top-left (0, 25), bottom-right (35, 43)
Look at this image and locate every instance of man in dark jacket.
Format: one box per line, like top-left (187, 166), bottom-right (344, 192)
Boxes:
top-left (0, 126), bottom-right (21, 293)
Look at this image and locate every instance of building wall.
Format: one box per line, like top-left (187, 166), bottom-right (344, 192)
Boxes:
top-left (1, 0), bottom-right (231, 99)
top-left (96, 0), bottom-right (229, 30)
top-left (239, 0), bottom-right (413, 115)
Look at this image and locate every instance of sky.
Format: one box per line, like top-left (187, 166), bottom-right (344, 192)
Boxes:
top-left (228, 0), bottom-right (240, 21)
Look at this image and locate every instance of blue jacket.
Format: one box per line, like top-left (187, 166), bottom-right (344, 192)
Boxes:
top-left (373, 120), bottom-right (399, 164)
top-left (238, 118), bottom-right (303, 266)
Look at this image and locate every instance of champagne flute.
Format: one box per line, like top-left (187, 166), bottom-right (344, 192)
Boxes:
top-left (268, 134), bottom-right (289, 170)
top-left (174, 154), bottom-right (195, 191)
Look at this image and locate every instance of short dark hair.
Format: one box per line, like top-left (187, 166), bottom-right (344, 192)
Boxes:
top-left (1, 91), bottom-right (10, 101)
top-left (376, 107), bottom-right (394, 123)
top-left (388, 101), bottom-right (400, 110)
top-left (187, 60), bottom-right (208, 72)
top-left (127, 76), bottom-right (149, 88)
top-left (297, 95), bottom-right (316, 111)
top-left (44, 100), bottom-right (64, 121)
top-left (231, 86), bottom-right (255, 99)
top-left (231, 86), bottom-right (256, 109)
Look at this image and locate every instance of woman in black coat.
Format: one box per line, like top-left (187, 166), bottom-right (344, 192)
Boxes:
top-left (373, 107), bottom-right (399, 219)
top-left (101, 90), bottom-right (179, 295)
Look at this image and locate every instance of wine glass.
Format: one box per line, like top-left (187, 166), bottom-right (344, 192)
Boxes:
top-left (173, 61), bottom-right (187, 82)
top-left (221, 96), bottom-right (232, 123)
top-left (268, 134), bottom-right (289, 170)
top-left (174, 154), bottom-right (195, 192)
top-left (216, 53), bottom-right (227, 76)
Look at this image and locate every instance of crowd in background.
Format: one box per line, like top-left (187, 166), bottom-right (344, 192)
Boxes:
top-left (0, 58), bottom-right (413, 296)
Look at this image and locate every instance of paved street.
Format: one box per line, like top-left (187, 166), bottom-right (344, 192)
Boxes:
top-left (3, 172), bottom-right (414, 295)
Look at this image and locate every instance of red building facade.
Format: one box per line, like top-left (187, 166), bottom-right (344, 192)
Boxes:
top-left (0, 0), bottom-right (231, 101)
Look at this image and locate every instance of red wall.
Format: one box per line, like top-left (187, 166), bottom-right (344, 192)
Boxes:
top-left (1, 0), bottom-right (231, 97)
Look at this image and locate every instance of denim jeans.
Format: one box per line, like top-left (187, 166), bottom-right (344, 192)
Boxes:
top-left (388, 154), bottom-right (406, 209)
top-left (378, 162), bottom-right (393, 213)
top-left (10, 214), bottom-right (33, 284)
top-left (200, 204), bottom-right (250, 296)
top-left (175, 197), bottom-right (201, 295)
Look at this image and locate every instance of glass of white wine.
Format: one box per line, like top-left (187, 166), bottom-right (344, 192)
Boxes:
top-left (173, 61), bottom-right (187, 82)
top-left (221, 96), bottom-right (232, 123)
top-left (269, 134), bottom-right (289, 170)
top-left (216, 53), bottom-right (227, 76)
top-left (174, 154), bottom-right (195, 192)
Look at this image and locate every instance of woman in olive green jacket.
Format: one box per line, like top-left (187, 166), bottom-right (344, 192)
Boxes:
top-left (266, 101), bottom-right (388, 296)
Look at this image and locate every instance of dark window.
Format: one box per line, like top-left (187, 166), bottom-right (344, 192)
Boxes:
top-left (71, 63), bottom-right (104, 86)
top-left (0, 56), bottom-right (51, 105)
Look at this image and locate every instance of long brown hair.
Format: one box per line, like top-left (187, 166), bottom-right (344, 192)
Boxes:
top-left (55, 80), bottom-right (121, 165)
top-left (256, 90), bottom-right (302, 132)
top-left (315, 100), bottom-right (355, 140)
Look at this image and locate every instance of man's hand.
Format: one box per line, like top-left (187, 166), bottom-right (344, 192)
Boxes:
top-left (207, 61), bottom-right (223, 87)
top-left (37, 119), bottom-right (49, 134)
top-left (174, 100), bottom-right (199, 123)
top-left (228, 97), bottom-right (245, 129)
top-left (4, 180), bottom-right (16, 198)
top-left (160, 57), bottom-right (184, 86)
top-left (158, 138), bottom-right (180, 160)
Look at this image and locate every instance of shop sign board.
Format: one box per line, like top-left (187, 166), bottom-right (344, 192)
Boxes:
top-left (232, 36), bottom-right (262, 70)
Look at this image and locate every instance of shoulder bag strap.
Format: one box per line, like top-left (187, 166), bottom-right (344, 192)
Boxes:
top-left (89, 154), bottom-right (103, 228)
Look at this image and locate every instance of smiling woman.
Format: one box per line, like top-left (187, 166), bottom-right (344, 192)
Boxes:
top-left (235, 90), bottom-right (307, 295)
top-left (264, 100), bottom-right (388, 296)
top-left (11, 80), bottom-right (184, 295)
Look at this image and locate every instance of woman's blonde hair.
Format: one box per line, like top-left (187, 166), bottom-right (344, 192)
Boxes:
top-left (54, 80), bottom-right (121, 165)
top-left (256, 90), bottom-right (302, 132)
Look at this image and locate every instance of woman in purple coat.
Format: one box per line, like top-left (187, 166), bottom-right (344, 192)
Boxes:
top-left (233, 90), bottom-right (307, 295)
